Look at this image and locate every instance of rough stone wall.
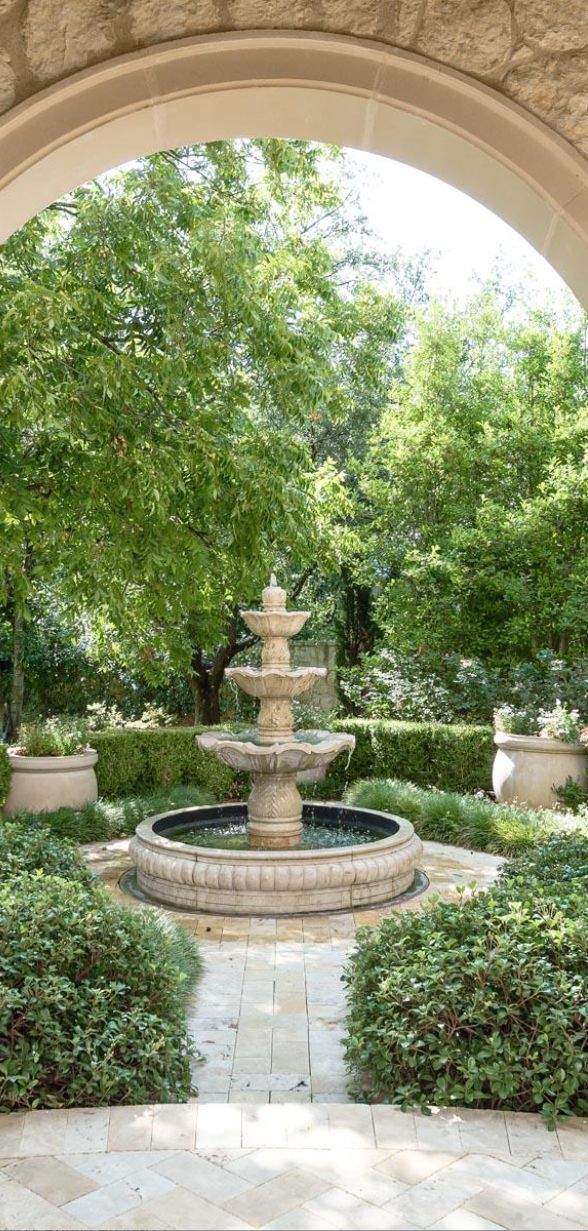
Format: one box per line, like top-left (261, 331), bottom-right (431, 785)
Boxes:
top-left (0, 2), bottom-right (588, 154)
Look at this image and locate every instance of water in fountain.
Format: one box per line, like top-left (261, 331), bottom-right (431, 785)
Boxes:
top-left (196, 577), bottom-right (355, 849)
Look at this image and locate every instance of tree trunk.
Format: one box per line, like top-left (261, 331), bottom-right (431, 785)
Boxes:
top-left (337, 568), bottom-right (376, 667)
top-left (190, 663), bottom-right (222, 726)
top-left (7, 605), bottom-right (25, 742)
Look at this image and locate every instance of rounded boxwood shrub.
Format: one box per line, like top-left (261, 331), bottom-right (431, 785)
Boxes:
top-left (0, 821), bottom-right (94, 885)
top-left (343, 855), bottom-right (588, 1121)
top-left (499, 832), bottom-right (588, 893)
top-left (0, 872), bottom-right (197, 1111)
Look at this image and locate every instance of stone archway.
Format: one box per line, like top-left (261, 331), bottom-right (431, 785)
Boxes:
top-left (1, 30), bottom-right (588, 305)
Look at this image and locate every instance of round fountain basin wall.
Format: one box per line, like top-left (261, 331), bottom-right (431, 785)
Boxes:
top-left (129, 802), bottom-right (423, 915)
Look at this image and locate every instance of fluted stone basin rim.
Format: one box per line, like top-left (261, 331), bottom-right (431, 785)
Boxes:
top-left (129, 801), bottom-right (423, 915)
top-left (197, 728), bottom-right (354, 761)
top-left (225, 667), bottom-right (327, 697)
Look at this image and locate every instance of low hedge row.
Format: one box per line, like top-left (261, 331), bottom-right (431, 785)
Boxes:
top-left (314, 719), bottom-right (494, 796)
top-left (0, 823), bottom-right (201, 1111)
top-left (91, 720), bottom-right (493, 800)
top-left (1, 718), bottom-right (494, 809)
top-left (92, 726), bottom-right (236, 798)
top-left (343, 833), bottom-right (588, 1122)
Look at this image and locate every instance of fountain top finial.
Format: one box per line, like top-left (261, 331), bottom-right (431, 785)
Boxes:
top-left (262, 575), bottom-right (287, 611)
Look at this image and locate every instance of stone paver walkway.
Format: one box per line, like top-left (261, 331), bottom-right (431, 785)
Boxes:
top-left (1, 1103), bottom-right (587, 1230)
top-left (87, 838), bottom-right (503, 1104)
top-left (6, 843), bottom-right (588, 1229)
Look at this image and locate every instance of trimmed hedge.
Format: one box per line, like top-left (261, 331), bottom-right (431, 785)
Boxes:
top-left (312, 719), bottom-right (494, 796)
top-left (0, 830), bottom-right (201, 1111)
top-left (88, 719), bottom-right (493, 802)
top-left (343, 834), bottom-right (588, 1122)
top-left (0, 743), bottom-right (9, 808)
top-left (93, 726), bottom-right (236, 798)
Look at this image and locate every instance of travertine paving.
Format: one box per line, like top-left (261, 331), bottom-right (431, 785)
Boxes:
top-left (1, 1103), bottom-right (587, 1230)
top-left (86, 839), bottom-right (504, 1105)
top-left (5, 844), bottom-right (588, 1229)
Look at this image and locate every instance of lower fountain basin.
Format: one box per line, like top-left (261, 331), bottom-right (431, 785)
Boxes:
top-left (129, 802), bottom-right (424, 915)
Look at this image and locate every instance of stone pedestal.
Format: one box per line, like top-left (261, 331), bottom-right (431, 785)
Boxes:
top-left (247, 771), bottom-right (304, 848)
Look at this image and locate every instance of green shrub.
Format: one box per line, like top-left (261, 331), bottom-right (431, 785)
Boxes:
top-left (344, 777), bottom-right (556, 857)
top-left (7, 784), bottom-right (216, 844)
top-left (0, 743), bottom-right (9, 807)
top-left (308, 720), bottom-right (494, 797)
top-left (0, 821), bottom-right (94, 884)
top-left (343, 853), bottom-right (588, 1121)
top-left (0, 871), bottom-right (199, 1111)
top-left (93, 726), bottom-right (235, 798)
top-left (554, 775), bottom-right (588, 814)
top-left (495, 700), bottom-right (584, 743)
top-left (499, 832), bottom-right (588, 893)
top-left (338, 648), bottom-right (588, 726)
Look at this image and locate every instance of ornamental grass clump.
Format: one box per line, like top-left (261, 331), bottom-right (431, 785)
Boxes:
top-left (8, 783), bottom-right (215, 843)
top-left (343, 835), bottom-right (588, 1122)
top-left (344, 777), bottom-right (553, 856)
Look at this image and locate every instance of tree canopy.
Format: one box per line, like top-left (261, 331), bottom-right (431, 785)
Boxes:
top-left (0, 140), bottom-right (405, 727)
top-left (359, 294), bottom-right (588, 661)
top-left (2, 138), bottom-right (587, 733)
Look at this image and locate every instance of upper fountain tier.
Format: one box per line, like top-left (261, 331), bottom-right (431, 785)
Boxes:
top-left (226, 575), bottom-right (326, 741)
top-left (240, 576), bottom-right (314, 671)
top-left (226, 667), bottom-right (326, 700)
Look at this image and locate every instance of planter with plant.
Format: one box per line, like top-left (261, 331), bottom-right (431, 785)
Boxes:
top-left (4, 718), bottom-right (98, 815)
top-left (492, 701), bottom-right (587, 808)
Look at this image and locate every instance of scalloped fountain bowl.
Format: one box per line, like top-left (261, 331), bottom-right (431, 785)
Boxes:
top-left (128, 801), bottom-right (424, 915)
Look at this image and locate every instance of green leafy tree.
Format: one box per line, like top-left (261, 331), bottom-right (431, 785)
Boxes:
top-left (0, 140), bottom-right (399, 727)
top-left (360, 293), bottom-right (588, 661)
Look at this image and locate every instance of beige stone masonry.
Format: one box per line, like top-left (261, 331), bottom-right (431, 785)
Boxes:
top-left (0, 0), bottom-right (587, 157)
top-left (0, 0), bottom-right (586, 320)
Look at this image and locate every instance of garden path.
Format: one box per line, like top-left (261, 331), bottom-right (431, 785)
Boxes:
top-left (87, 840), bottom-right (503, 1105)
top-left (1, 1101), bottom-right (587, 1229)
top-left (4, 843), bottom-right (587, 1230)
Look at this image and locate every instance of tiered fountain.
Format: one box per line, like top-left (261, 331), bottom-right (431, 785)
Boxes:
top-left (130, 578), bottom-right (423, 914)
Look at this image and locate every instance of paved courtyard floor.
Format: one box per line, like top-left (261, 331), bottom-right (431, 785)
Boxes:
top-left (6, 837), bottom-right (580, 1229)
top-left (1, 1102), bottom-right (588, 1229)
top-left (86, 839), bottom-right (503, 1105)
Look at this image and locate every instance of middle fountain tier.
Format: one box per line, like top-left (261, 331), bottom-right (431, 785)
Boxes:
top-left (197, 576), bottom-right (355, 849)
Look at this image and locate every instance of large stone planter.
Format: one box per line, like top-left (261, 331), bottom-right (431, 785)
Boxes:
top-left (492, 732), bottom-right (587, 808)
top-left (4, 749), bottom-right (98, 815)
